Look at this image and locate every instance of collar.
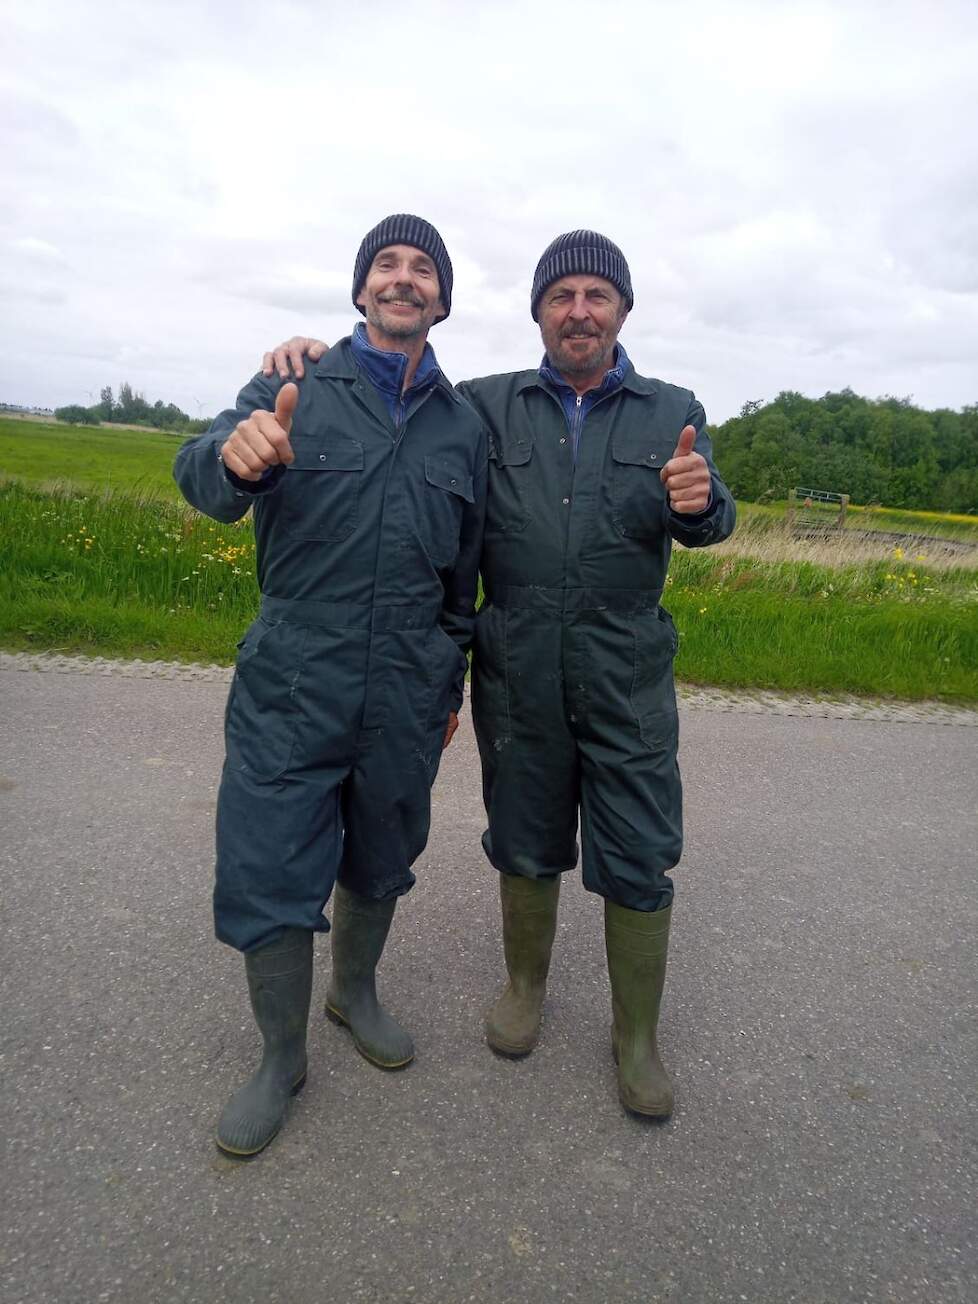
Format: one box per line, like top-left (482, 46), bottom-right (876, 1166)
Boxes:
top-left (349, 321), bottom-right (442, 398)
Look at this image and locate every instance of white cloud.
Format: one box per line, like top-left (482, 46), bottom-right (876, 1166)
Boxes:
top-left (0, 0), bottom-right (976, 419)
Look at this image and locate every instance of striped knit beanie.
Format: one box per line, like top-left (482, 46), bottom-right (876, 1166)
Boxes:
top-left (530, 230), bottom-right (633, 321)
top-left (352, 214), bottom-right (453, 322)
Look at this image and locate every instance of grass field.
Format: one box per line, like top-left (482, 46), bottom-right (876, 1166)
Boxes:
top-left (0, 415), bottom-right (188, 500)
top-left (2, 478), bottom-right (976, 701)
top-left (2, 420), bottom-right (977, 700)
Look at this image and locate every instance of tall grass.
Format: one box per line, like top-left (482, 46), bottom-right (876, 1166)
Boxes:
top-left (1, 483), bottom-right (258, 663)
top-left (2, 482), bottom-right (977, 700)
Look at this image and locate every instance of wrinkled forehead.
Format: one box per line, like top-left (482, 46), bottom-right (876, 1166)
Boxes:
top-left (370, 243), bottom-right (438, 269)
top-left (543, 272), bottom-right (621, 298)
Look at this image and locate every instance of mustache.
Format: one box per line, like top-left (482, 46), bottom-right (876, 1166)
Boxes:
top-left (378, 291), bottom-right (425, 308)
top-left (560, 325), bottom-right (600, 339)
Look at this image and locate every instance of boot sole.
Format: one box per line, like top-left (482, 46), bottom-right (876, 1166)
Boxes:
top-left (485, 1028), bottom-right (538, 1057)
top-left (323, 1002), bottom-right (414, 1070)
top-left (612, 1039), bottom-right (673, 1118)
top-left (618, 1090), bottom-right (673, 1119)
top-left (214, 1073), bottom-right (307, 1159)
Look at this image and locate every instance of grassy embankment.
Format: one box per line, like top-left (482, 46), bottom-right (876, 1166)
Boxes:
top-left (1, 418), bottom-right (976, 700)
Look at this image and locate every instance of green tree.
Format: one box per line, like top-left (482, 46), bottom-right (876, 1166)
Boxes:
top-left (55, 404), bottom-right (99, 425)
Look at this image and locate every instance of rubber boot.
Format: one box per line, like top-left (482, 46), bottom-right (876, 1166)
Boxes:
top-left (485, 873), bottom-right (561, 1056)
top-left (324, 885), bottom-right (414, 1069)
top-left (605, 901), bottom-right (674, 1118)
top-left (215, 928), bottom-right (313, 1157)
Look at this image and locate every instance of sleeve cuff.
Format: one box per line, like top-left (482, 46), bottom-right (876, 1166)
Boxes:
top-left (221, 457), bottom-right (286, 496)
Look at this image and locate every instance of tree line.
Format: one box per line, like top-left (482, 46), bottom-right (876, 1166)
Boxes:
top-left (51, 382), bottom-right (977, 513)
top-left (55, 383), bottom-right (212, 434)
top-left (709, 389), bottom-right (978, 514)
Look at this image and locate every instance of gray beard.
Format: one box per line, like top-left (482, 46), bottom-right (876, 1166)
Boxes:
top-left (552, 339), bottom-right (613, 376)
top-left (367, 306), bottom-right (425, 340)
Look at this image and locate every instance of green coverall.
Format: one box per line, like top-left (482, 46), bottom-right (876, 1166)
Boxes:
top-left (175, 339), bottom-right (487, 952)
top-left (457, 363), bottom-right (735, 912)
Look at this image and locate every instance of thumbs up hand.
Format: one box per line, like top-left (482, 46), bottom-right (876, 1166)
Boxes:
top-left (220, 382), bottom-right (298, 481)
top-left (660, 423), bottom-right (711, 514)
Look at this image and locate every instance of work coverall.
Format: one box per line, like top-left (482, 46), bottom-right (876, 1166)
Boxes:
top-left (457, 360), bottom-right (735, 912)
top-left (175, 337), bottom-right (487, 952)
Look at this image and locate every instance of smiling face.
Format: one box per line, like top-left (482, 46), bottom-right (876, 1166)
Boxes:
top-left (537, 273), bottom-right (629, 384)
top-left (355, 243), bottom-right (445, 342)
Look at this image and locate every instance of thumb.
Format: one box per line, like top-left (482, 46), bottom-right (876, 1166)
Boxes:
top-left (673, 424), bottom-right (696, 458)
top-left (274, 382), bottom-right (298, 435)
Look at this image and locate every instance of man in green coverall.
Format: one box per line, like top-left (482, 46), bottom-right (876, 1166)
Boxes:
top-left (263, 230), bottom-right (736, 1117)
top-left (177, 215), bottom-right (487, 1155)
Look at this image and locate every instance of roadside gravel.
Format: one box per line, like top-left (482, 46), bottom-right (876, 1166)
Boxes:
top-left (2, 649), bottom-right (975, 727)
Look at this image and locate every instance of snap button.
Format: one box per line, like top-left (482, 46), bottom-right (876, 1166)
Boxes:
top-left (562, 497), bottom-right (570, 505)
top-left (320, 454), bottom-right (327, 461)
top-left (649, 453), bottom-right (657, 461)
top-left (450, 478), bottom-right (457, 486)
top-left (559, 437), bottom-right (566, 444)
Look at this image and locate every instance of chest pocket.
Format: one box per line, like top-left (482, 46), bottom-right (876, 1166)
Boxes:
top-left (485, 437), bottom-right (533, 536)
top-left (282, 436), bottom-right (364, 542)
top-left (610, 434), bottom-right (673, 540)
top-left (422, 456), bottom-right (474, 566)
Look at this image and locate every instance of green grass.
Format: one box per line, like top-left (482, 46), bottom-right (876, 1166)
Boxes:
top-left (2, 482), bottom-right (976, 701)
top-left (0, 483), bottom-right (258, 664)
top-left (665, 552), bottom-right (977, 699)
top-left (0, 416), bottom-right (188, 500)
top-left (736, 497), bottom-right (978, 544)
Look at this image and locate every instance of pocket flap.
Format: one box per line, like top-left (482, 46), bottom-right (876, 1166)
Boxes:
top-left (612, 434), bottom-right (673, 470)
top-left (425, 456), bottom-right (474, 502)
top-left (489, 438), bottom-right (532, 467)
top-left (290, 437), bottom-right (364, 472)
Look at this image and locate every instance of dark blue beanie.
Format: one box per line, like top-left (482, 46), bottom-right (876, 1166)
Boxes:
top-left (352, 214), bottom-right (453, 322)
top-left (530, 230), bottom-right (633, 321)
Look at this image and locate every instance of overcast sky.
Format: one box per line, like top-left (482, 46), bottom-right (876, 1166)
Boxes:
top-left (3, 0), bottom-right (976, 424)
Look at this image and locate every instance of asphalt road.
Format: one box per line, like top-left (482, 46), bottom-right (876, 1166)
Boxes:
top-left (1, 665), bottom-right (975, 1304)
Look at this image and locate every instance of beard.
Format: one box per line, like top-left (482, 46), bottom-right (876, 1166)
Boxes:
top-left (547, 327), bottom-right (614, 376)
top-left (366, 292), bottom-right (430, 339)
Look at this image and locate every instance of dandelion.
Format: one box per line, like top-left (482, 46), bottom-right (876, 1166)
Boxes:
top-left (893, 546), bottom-right (904, 560)
top-left (915, 553), bottom-right (926, 561)
top-left (698, 607), bottom-right (707, 615)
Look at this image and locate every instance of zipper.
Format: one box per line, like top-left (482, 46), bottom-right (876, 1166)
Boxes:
top-left (572, 394), bottom-right (583, 458)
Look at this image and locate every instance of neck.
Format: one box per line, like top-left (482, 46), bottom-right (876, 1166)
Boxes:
top-left (562, 367), bottom-right (606, 397)
top-left (364, 322), bottom-right (427, 390)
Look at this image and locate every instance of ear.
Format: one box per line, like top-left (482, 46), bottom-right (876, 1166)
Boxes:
top-left (356, 289), bottom-right (366, 310)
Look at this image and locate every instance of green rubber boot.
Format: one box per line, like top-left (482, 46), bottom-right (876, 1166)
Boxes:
top-left (215, 928), bottom-right (313, 1157)
top-left (605, 901), bottom-right (674, 1118)
top-left (485, 873), bottom-right (561, 1056)
top-left (324, 885), bottom-right (414, 1069)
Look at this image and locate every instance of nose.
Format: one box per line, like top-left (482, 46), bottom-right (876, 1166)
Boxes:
top-left (567, 292), bottom-right (590, 319)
